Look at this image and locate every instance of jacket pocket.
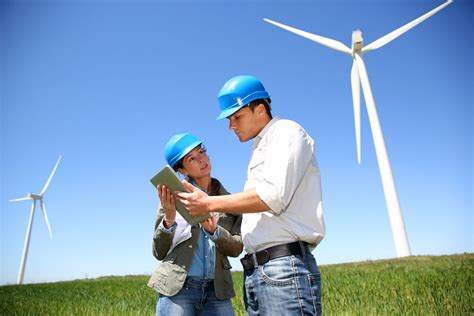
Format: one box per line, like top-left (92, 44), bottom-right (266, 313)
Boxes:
top-left (147, 262), bottom-right (187, 296)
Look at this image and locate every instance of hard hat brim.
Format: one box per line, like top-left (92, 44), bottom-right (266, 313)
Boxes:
top-left (216, 104), bottom-right (245, 120)
top-left (216, 91), bottom-right (271, 120)
top-left (170, 139), bottom-right (203, 167)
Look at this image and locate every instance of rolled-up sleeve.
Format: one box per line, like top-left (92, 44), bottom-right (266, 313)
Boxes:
top-left (255, 123), bottom-right (314, 215)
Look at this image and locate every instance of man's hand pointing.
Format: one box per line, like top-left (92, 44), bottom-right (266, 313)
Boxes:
top-left (177, 180), bottom-right (212, 216)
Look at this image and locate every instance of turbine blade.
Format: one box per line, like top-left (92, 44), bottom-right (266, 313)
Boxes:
top-left (354, 53), bottom-right (411, 257)
top-left (40, 201), bottom-right (53, 239)
top-left (40, 155), bottom-right (62, 196)
top-left (351, 60), bottom-right (361, 164)
top-left (9, 196), bottom-right (31, 202)
top-left (363, 0), bottom-right (453, 53)
top-left (263, 18), bottom-right (351, 55)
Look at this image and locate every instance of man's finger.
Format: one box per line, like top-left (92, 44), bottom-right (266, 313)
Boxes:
top-left (182, 180), bottom-right (196, 192)
top-left (176, 191), bottom-right (190, 199)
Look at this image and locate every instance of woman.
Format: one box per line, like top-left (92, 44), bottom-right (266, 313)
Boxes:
top-left (148, 132), bottom-right (243, 316)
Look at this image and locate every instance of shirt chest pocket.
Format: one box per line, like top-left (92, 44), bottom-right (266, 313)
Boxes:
top-left (246, 151), bottom-right (265, 189)
top-left (248, 149), bottom-right (265, 172)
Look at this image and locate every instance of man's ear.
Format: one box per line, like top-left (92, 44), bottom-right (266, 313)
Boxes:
top-left (257, 103), bottom-right (266, 116)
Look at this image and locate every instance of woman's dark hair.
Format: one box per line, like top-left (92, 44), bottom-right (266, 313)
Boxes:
top-left (207, 178), bottom-right (221, 196)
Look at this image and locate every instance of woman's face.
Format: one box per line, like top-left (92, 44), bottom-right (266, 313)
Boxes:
top-left (178, 146), bottom-right (211, 179)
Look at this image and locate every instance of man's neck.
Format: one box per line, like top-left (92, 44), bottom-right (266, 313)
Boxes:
top-left (253, 116), bottom-right (274, 140)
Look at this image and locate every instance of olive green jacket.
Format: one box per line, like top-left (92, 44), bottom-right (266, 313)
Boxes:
top-left (147, 179), bottom-right (243, 300)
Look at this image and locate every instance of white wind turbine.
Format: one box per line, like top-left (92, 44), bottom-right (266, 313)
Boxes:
top-left (9, 155), bottom-right (62, 284)
top-left (264, 0), bottom-right (452, 258)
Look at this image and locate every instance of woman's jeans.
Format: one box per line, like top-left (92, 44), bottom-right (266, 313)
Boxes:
top-left (156, 277), bottom-right (234, 316)
top-left (243, 249), bottom-right (322, 315)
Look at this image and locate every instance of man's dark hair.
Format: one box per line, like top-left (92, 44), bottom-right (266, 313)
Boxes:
top-left (248, 98), bottom-right (272, 119)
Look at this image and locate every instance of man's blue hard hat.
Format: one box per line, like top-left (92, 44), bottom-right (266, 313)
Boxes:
top-left (164, 133), bottom-right (203, 167)
top-left (216, 75), bottom-right (270, 120)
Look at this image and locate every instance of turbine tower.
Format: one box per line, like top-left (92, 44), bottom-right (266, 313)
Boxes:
top-left (9, 155), bottom-right (62, 284)
top-left (264, 0), bottom-right (452, 257)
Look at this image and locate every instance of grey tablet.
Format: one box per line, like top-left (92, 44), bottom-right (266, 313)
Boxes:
top-left (150, 165), bottom-right (211, 225)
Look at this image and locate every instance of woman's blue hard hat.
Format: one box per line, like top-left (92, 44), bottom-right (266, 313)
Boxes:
top-left (216, 75), bottom-right (270, 120)
top-left (164, 133), bottom-right (203, 167)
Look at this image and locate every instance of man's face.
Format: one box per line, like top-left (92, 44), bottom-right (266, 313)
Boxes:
top-left (227, 106), bottom-right (262, 142)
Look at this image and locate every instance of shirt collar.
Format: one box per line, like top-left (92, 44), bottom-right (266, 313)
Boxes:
top-left (253, 117), bottom-right (279, 148)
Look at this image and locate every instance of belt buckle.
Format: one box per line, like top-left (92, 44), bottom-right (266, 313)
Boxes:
top-left (240, 254), bottom-right (253, 270)
top-left (256, 249), bottom-right (270, 265)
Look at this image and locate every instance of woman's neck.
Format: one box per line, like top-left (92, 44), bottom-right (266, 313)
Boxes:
top-left (192, 176), bottom-right (211, 192)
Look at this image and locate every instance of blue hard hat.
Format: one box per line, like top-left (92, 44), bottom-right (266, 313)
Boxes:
top-left (164, 133), bottom-right (203, 167)
top-left (216, 75), bottom-right (271, 120)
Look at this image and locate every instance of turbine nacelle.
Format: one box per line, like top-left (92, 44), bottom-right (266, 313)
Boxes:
top-left (351, 30), bottom-right (363, 54)
top-left (27, 193), bottom-right (42, 200)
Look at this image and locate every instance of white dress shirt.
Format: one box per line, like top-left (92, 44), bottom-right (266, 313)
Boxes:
top-left (242, 117), bottom-right (326, 253)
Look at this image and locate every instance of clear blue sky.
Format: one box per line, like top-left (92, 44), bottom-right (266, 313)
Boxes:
top-left (1, 0), bottom-right (472, 285)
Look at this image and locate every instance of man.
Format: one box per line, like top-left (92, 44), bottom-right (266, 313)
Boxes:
top-left (178, 75), bottom-right (325, 315)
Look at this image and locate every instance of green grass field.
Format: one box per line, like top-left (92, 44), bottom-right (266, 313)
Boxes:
top-left (1, 254), bottom-right (472, 315)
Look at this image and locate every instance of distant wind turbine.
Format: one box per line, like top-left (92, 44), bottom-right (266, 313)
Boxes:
top-left (264, 0), bottom-right (452, 257)
top-left (9, 155), bottom-right (62, 284)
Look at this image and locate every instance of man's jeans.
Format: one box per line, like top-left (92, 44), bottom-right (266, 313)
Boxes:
top-left (243, 248), bottom-right (322, 315)
top-left (156, 277), bottom-right (235, 316)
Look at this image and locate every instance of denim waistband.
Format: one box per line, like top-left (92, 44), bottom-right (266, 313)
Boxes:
top-left (241, 241), bottom-right (309, 270)
top-left (184, 277), bottom-right (214, 289)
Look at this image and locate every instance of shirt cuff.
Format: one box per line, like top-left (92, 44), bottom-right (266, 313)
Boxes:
top-left (256, 182), bottom-right (286, 215)
top-left (203, 225), bottom-right (221, 242)
top-left (158, 219), bottom-right (177, 233)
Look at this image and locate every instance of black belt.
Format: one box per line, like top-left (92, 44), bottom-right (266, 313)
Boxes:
top-left (184, 277), bottom-right (214, 289)
top-left (240, 241), bottom-right (307, 271)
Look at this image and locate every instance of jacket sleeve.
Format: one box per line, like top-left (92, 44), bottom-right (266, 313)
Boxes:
top-left (214, 214), bottom-right (243, 258)
top-left (152, 204), bottom-right (174, 260)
